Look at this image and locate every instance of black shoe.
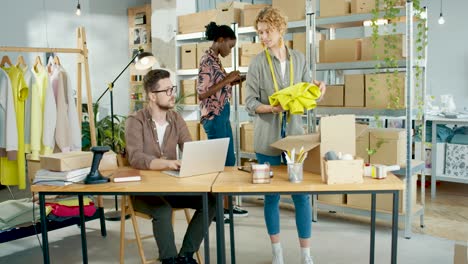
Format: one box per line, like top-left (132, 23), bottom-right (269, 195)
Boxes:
top-left (224, 206), bottom-right (248, 217)
top-left (161, 257), bottom-right (178, 264)
top-left (212, 216), bottom-right (230, 225)
top-left (177, 254), bottom-right (198, 264)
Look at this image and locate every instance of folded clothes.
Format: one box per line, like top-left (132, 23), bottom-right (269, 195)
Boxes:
top-left (47, 203), bottom-right (96, 217)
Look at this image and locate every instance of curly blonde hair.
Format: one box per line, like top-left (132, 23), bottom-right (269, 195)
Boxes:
top-left (254, 6), bottom-right (288, 36)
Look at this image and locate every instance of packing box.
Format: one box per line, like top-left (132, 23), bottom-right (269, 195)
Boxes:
top-left (361, 34), bottom-right (405, 61)
top-left (242, 4), bottom-right (270, 27)
top-left (273, 0), bottom-right (305, 21)
top-left (369, 128), bottom-right (406, 166)
top-left (199, 125), bottom-right (208, 140)
top-left (240, 42), bottom-right (264, 66)
top-left (185, 120), bottom-right (200, 141)
top-left (356, 123), bottom-right (370, 163)
top-left (317, 194), bottom-right (346, 205)
top-left (320, 0), bottom-right (350, 17)
top-left (344, 74), bottom-right (365, 107)
top-left (40, 151), bottom-right (93, 172)
top-left (319, 39), bottom-right (361, 63)
top-left (454, 241), bottom-right (468, 264)
top-left (271, 115), bottom-right (363, 184)
top-left (321, 157), bottom-right (364, 184)
top-left (240, 81), bottom-right (247, 105)
top-left (26, 154), bottom-right (41, 184)
top-left (180, 44), bottom-right (197, 69)
top-left (365, 72), bottom-right (405, 109)
top-left (347, 174), bottom-right (417, 213)
top-left (215, 2), bottom-right (244, 27)
top-left (318, 85), bottom-right (344, 106)
top-left (240, 122), bottom-right (254, 153)
top-left (178, 10), bottom-right (217, 34)
top-left (445, 143), bottom-right (468, 178)
top-left (292, 32), bottom-right (324, 57)
top-left (350, 0), bottom-right (375, 14)
top-left (181, 80), bottom-right (196, 105)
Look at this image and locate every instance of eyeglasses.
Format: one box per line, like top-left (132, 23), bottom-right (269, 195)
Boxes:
top-left (152, 86), bottom-right (177, 96)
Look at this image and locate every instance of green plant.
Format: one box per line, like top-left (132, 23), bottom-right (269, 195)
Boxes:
top-left (174, 92), bottom-right (196, 113)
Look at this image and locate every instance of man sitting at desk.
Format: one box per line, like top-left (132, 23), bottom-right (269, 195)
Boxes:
top-left (125, 69), bottom-right (216, 264)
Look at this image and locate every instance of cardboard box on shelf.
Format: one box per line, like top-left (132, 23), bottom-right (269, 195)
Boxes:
top-left (317, 194), bottom-right (346, 205)
top-left (292, 32), bottom-right (324, 57)
top-left (319, 39), bottom-right (361, 63)
top-left (185, 120), bottom-right (200, 141)
top-left (197, 41), bottom-right (232, 68)
top-left (350, 0), bottom-right (375, 14)
top-left (181, 80), bottom-right (196, 105)
top-left (178, 10), bottom-right (217, 34)
top-left (320, 0), bottom-right (351, 17)
top-left (240, 81), bottom-right (247, 105)
top-left (271, 115), bottom-right (363, 184)
top-left (369, 128), bottom-right (406, 166)
top-left (242, 4), bottom-right (270, 27)
top-left (365, 72), bottom-right (405, 109)
top-left (199, 124), bottom-right (208, 140)
top-left (356, 123), bottom-right (370, 163)
top-left (240, 42), bottom-right (264, 66)
top-left (215, 2), bottom-right (243, 27)
top-left (344, 74), bottom-right (365, 107)
top-left (347, 174), bottom-right (417, 213)
top-left (180, 44), bottom-right (197, 69)
top-left (361, 34), bottom-right (405, 61)
top-left (40, 151), bottom-right (93, 172)
top-left (273, 0), bottom-right (305, 21)
top-left (240, 122), bottom-right (254, 153)
top-left (318, 85), bottom-right (344, 107)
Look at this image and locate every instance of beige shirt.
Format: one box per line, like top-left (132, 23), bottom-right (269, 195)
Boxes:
top-left (125, 107), bottom-right (192, 170)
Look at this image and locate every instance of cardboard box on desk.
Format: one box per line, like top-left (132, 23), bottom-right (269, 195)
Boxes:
top-left (40, 151), bottom-right (93, 172)
top-left (356, 123), bottom-right (370, 163)
top-left (369, 128), bottom-right (406, 166)
top-left (271, 115), bottom-right (363, 184)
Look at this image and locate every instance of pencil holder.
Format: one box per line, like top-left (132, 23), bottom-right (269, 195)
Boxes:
top-left (287, 163), bottom-right (303, 183)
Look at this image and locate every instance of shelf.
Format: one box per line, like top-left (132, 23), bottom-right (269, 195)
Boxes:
top-left (315, 107), bottom-right (414, 117)
top-left (431, 175), bottom-right (468, 185)
top-left (316, 9), bottom-right (407, 29)
top-left (180, 105), bottom-right (199, 111)
top-left (318, 201), bottom-right (424, 220)
top-left (240, 151), bottom-right (256, 160)
top-left (392, 160), bottom-right (425, 177)
top-left (175, 32), bottom-right (205, 41)
top-left (177, 69), bottom-right (198, 76)
top-left (316, 59), bottom-right (425, 71)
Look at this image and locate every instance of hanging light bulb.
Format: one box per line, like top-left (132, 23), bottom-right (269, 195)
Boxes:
top-left (76, 0), bottom-right (81, 16)
top-left (438, 0), bottom-right (445, 24)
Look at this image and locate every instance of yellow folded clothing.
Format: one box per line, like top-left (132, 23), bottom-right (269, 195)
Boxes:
top-left (53, 197), bottom-right (93, 207)
top-left (268, 82), bottom-right (321, 115)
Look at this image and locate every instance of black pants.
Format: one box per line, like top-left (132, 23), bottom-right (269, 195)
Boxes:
top-left (132, 195), bottom-right (216, 259)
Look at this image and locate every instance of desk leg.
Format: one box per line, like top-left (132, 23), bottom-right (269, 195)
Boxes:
top-left (228, 195), bottom-right (236, 264)
top-left (391, 191), bottom-right (399, 264)
top-left (370, 193), bottom-right (376, 264)
top-left (312, 194), bottom-right (317, 222)
top-left (202, 193), bottom-right (210, 264)
top-left (99, 207), bottom-right (107, 237)
top-left (78, 195), bottom-right (88, 264)
top-left (216, 194), bottom-right (226, 264)
top-left (431, 121), bottom-right (437, 199)
top-left (39, 194), bottom-right (50, 264)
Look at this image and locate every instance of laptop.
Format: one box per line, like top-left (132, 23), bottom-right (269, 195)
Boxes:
top-left (163, 138), bottom-right (229, 177)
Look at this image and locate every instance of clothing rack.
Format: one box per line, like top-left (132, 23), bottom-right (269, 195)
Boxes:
top-left (0, 27), bottom-right (97, 146)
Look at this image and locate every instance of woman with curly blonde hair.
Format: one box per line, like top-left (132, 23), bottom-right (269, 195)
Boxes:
top-left (245, 7), bottom-right (326, 264)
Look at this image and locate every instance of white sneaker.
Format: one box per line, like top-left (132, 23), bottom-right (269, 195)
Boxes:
top-left (302, 255), bottom-right (314, 264)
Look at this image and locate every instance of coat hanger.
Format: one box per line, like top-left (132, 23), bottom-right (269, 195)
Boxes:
top-left (16, 55), bottom-right (27, 68)
top-left (53, 55), bottom-right (61, 66)
top-left (0, 55), bottom-right (13, 67)
top-left (46, 55), bottom-right (55, 74)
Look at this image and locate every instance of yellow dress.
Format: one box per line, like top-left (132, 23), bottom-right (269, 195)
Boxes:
top-left (0, 66), bottom-right (28, 189)
top-left (30, 65), bottom-right (48, 160)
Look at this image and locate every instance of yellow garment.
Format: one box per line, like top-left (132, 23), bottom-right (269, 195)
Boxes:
top-left (269, 82), bottom-right (321, 115)
top-left (52, 197), bottom-right (93, 207)
top-left (0, 66), bottom-right (28, 189)
top-left (30, 65), bottom-right (48, 160)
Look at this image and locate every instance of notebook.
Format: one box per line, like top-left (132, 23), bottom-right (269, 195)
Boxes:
top-left (163, 138), bottom-right (229, 177)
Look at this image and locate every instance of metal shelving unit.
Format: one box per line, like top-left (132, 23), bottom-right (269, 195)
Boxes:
top-left (307, 0), bottom-right (427, 239)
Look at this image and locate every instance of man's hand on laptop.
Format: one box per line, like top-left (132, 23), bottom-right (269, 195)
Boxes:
top-left (166, 160), bottom-right (181, 171)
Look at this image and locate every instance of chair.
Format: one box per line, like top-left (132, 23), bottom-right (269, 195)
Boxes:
top-left (119, 196), bottom-right (203, 264)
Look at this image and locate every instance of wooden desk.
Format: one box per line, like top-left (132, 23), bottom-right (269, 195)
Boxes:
top-left (31, 168), bottom-right (219, 264)
top-left (212, 166), bottom-right (404, 264)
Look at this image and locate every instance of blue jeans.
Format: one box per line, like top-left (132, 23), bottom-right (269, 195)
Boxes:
top-left (202, 103), bottom-right (236, 166)
top-left (256, 153), bottom-right (312, 239)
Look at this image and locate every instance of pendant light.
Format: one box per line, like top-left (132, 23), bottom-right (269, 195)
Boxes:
top-left (438, 0), bottom-right (445, 24)
top-left (76, 0), bottom-right (81, 16)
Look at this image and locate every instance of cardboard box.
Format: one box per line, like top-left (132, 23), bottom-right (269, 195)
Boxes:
top-left (414, 142), bottom-right (446, 175)
top-left (271, 115), bottom-right (358, 180)
top-left (347, 174), bottom-right (417, 213)
top-left (445, 143), bottom-right (468, 178)
top-left (319, 39), bottom-right (361, 63)
top-left (197, 41), bottom-right (232, 68)
top-left (321, 157), bottom-right (364, 184)
top-left (199, 125), bottom-right (208, 140)
top-left (365, 72), bottom-right (405, 109)
top-left (178, 10), bottom-right (217, 34)
top-left (27, 154), bottom-right (41, 184)
top-left (351, 0), bottom-right (375, 14)
top-left (273, 0), bottom-right (305, 21)
top-left (292, 32), bottom-right (324, 57)
top-left (318, 85), bottom-right (344, 106)
top-left (185, 120), bottom-right (200, 141)
top-left (240, 42), bottom-right (264, 66)
top-left (181, 80), bottom-right (196, 104)
top-left (40, 151), bottom-right (93, 172)
top-left (344, 74), bottom-right (365, 107)
top-left (240, 80), bottom-right (247, 105)
top-left (215, 4), bottom-right (243, 27)
top-left (242, 4), bottom-right (270, 27)
top-left (369, 128), bottom-right (406, 166)
top-left (180, 44), bottom-right (197, 69)
top-left (240, 122), bottom-right (254, 153)
top-left (454, 241), bottom-right (468, 264)
top-left (320, 0), bottom-right (350, 17)
top-left (361, 34), bottom-right (405, 61)
top-left (317, 194), bottom-right (346, 205)
top-left (356, 124), bottom-right (370, 163)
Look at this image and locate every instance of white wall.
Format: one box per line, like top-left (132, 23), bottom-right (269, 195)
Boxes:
top-left (0, 0), bottom-right (149, 117)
